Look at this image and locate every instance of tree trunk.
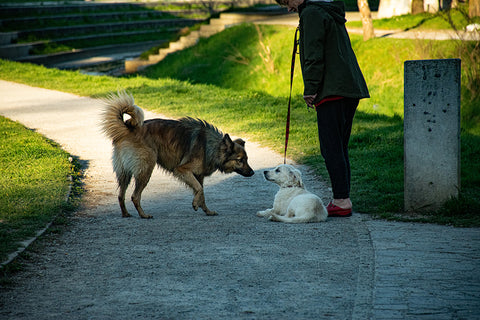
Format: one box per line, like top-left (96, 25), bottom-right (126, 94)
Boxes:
top-left (358, 0), bottom-right (375, 41)
top-left (470, 0), bottom-right (480, 17)
top-left (412, 0), bottom-right (425, 14)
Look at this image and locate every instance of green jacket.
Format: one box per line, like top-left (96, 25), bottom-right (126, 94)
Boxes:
top-left (298, 0), bottom-right (369, 103)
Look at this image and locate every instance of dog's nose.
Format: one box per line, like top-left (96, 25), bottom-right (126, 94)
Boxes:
top-left (237, 168), bottom-right (255, 177)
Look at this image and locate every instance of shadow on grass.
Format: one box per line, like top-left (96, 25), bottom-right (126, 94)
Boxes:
top-left (300, 111), bottom-right (404, 215)
top-left (298, 111), bottom-right (480, 227)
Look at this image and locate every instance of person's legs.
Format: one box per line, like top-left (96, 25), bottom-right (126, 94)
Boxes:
top-left (316, 98), bottom-right (358, 210)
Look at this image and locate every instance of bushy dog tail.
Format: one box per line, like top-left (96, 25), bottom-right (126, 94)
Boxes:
top-left (101, 91), bottom-right (144, 143)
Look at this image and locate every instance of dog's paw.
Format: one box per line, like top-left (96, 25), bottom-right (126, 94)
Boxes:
top-left (205, 210), bottom-right (218, 216)
top-left (257, 209), bottom-right (273, 217)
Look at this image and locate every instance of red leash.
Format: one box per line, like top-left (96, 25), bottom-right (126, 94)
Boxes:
top-left (284, 26), bottom-right (299, 164)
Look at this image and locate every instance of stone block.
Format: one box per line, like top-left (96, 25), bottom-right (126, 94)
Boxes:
top-left (404, 59), bottom-right (461, 212)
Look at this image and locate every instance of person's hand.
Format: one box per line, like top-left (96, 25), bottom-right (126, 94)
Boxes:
top-left (303, 94), bottom-right (317, 108)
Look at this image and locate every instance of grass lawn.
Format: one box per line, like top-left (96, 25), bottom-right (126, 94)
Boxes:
top-left (0, 117), bottom-right (76, 263)
top-left (0, 12), bottom-right (479, 264)
top-left (347, 9), bottom-right (480, 31)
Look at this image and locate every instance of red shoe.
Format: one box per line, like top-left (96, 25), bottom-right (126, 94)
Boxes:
top-left (327, 202), bottom-right (352, 217)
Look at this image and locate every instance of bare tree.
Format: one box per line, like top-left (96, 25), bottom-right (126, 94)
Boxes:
top-left (411, 0), bottom-right (424, 14)
top-left (470, 0), bottom-right (480, 17)
top-left (358, 0), bottom-right (375, 40)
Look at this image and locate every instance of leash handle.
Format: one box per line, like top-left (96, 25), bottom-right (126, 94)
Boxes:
top-left (284, 26), bottom-right (299, 164)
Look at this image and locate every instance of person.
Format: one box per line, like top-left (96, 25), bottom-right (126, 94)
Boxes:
top-left (275, 0), bottom-right (370, 217)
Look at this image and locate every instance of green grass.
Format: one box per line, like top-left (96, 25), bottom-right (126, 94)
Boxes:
top-left (346, 6), bottom-right (480, 30)
top-left (143, 24), bottom-right (479, 131)
top-left (0, 21), bottom-right (478, 227)
top-left (0, 117), bottom-right (74, 263)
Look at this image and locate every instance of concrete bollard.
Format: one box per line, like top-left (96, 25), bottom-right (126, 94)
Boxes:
top-left (404, 59), bottom-right (461, 212)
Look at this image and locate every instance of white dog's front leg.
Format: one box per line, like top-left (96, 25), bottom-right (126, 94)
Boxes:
top-left (256, 208), bottom-right (274, 217)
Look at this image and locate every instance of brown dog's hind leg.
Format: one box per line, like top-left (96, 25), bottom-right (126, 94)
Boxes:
top-left (117, 171), bottom-right (132, 218)
top-left (131, 166), bottom-right (154, 219)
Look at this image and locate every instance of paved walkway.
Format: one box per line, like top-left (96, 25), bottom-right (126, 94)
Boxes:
top-left (257, 12), bottom-right (480, 41)
top-left (0, 81), bottom-right (479, 319)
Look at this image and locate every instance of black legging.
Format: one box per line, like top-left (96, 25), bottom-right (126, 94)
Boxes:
top-left (316, 98), bottom-right (358, 199)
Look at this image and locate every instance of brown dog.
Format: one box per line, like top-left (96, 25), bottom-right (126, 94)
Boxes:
top-left (101, 91), bottom-right (254, 218)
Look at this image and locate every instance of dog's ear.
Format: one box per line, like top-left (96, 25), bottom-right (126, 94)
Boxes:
top-left (290, 169), bottom-right (304, 188)
top-left (233, 138), bottom-right (245, 147)
top-left (222, 134), bottom-right (234, 151)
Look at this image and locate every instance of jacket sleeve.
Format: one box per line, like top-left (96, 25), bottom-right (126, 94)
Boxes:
top-left (301, 7), bottom-right (326, 96)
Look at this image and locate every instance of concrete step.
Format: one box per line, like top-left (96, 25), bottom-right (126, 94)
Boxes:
top-left (0, 42), bottom-right (36, 59)
top-left (17, 18), bottom-right (202, 40)
top-left (159, 47), bottom-right (176, 56)
top-left (16, 40), bottom-right (166, 67)
top-left (0, 30), bottom-right (172, 59)
top-left (186, 30), bottom-right (200, 38)
top-left (0, 11), bottom-right (173, 30)
top-left (0, 3), bottom-right (136, 18)
top-left (198, 24), bottom-right (225, 37)
top-left (0, 1), bottom-right (229, 72)
top-left (208, 18), bottom-right (225, 26)
top-left (123, 12), bottom-right (280, 73)
top-left (0, 3), bottom-right (217, 19)
top-left (168, 41), bottom-right (189, 51)
top-left (149, 52), bottom-right (168, 63)
top-left (0, 17), bottom-right (202, 59)
top-left (180, 34), bottom-right (199, 47)
top-left (126, 29), bottom-right (202, 72)
top-left (0, 32), bottom-right (17, 45)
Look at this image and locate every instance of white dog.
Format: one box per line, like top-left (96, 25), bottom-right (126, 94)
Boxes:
top-left (256, 164), bottom-right (327, 223)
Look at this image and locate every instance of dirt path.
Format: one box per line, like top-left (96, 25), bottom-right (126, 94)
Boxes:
top-left (0, 81), bottom-right (375, 319)
top-left (1, 81), bottom-right (479, 319)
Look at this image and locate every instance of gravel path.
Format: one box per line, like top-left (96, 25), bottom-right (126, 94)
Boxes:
top-left (0, 81), bottom-right (479, 319)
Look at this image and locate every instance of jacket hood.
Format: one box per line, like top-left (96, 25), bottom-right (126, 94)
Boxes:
top-left (299, 0), bottom-right (347, 24)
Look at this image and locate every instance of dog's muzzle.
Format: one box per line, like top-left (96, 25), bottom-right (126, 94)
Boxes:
top-left (238, 168), bottom-right (255, 177)
top-left (263, 171), bottom-right (271, 180)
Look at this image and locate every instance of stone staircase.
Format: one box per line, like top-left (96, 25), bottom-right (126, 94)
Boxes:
top-left (0, 2), bottom-right (207, 68)
top-left (125, 12), bottom-right (286, 73)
